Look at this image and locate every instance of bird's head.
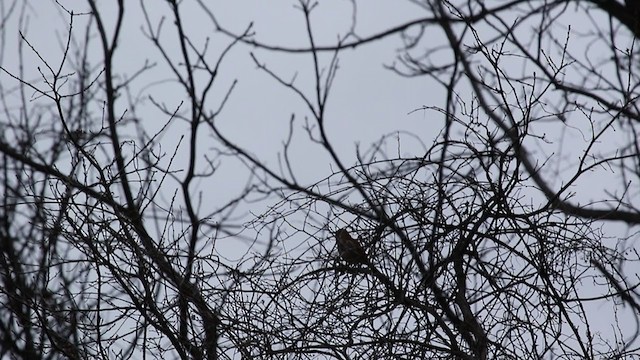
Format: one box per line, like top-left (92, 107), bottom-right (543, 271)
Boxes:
top-left (335, 228), bottom-right (348, 237)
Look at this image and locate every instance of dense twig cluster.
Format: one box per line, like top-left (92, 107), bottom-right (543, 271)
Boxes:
top-left (0, 1), bottom-right (638, 359)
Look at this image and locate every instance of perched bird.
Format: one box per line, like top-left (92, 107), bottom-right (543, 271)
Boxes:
top-left (335, 228), bottom-right (368, 265)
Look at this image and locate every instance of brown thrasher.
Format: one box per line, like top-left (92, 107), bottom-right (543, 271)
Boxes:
top-left (335, 228), bottom-right (368, 265)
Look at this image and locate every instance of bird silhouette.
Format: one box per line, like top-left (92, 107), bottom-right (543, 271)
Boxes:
top-left (335, 228), bottom-right (368, 265)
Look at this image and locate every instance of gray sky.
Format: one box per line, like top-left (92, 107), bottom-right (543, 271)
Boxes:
top-left (3, 0), bottom-right (639, 356)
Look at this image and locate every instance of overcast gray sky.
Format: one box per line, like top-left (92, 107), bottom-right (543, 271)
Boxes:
top-left (2, 0), bottom-right (639, 356)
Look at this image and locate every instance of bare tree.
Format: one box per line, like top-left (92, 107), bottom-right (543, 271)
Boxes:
top-left (0, 0), bottom-right (639, 359)
top-left (208, 0), bottom-right (640, 359)
top-left (0, 1), bottom-right (249, 359)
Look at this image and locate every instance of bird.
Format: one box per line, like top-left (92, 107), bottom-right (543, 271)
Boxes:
top-left (335, 228), bottom-right (368, 265)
